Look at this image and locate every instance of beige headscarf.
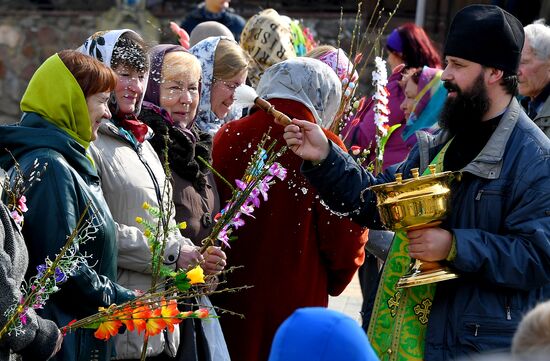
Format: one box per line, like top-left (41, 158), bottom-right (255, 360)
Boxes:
top-left (240, 9), bottom-right (296, 88)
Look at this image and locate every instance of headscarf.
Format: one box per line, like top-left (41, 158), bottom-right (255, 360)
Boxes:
top-left (402, 66), bottom-right (447, 141)
top-left (386, 28), bottom-right (403, 53)
top-left (79, 29), bottom-right (150, 142)
top-left (143, 44), bottom-right (198, 142)
top-left (20, 53), bottom-right (92, 149)
top-left (240, 9), bottom-right (297, 88)
top-left (189, 36), bottom-right (233, 135)
top-left (256, 57), bottom-right (342, 128)
top-left (317, 48), bottom-right (359, 83)
top-left (268, 307), bottom-right (378, 361)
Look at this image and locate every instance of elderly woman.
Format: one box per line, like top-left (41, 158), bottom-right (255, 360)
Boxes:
top-left (211, 57), bottom-right (368, 361)
top-left (138, 44), bottom-right (229, 361)
top-left (518, 20), bottom-right (550, 136)
top-left (190, 36), bottom-right (249, 134)
top-left (0, 50), bottom-right (136, 361)
top-left (80, 30), bottom-right (205, 360)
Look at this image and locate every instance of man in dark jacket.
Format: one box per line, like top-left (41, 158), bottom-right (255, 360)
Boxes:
top-left (283, 4), bottom-right (550, 361)
top-left (181, 0), bottom-right (245, 42)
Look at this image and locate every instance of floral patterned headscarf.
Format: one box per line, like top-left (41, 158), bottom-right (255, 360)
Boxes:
top-left (79, 29), bottom-right (149, 116)
top-left (317, 48), bottom-right (359, 83)
top-left (256, 57), bottom-right (342, 128)
top-left (189, 36), bottom-right (234, 135)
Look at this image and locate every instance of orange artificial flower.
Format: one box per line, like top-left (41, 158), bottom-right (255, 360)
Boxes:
top-left (117, 305), bottom-right (135, 332)
top-left (193, 308), bottom-right (209, 319)
top-left (145, 308), bottom-right (166, 337)
top-left (94, 319), bottom-right (122, 341)
top-left (133, 304), bottom-right (152, 335)
top-left (161, 298), bottom-right (182, 333)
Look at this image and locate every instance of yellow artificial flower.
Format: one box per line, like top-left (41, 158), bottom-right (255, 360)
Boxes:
top-left (186, 265), bottom-right (205, 284)
top-left (142, 202), bottom-right (150, 210)
top-left (144, 229), bottom-right (151, 237)
top-left (135, 216), bottom-right (143, 224)
top-left (178, 222), bottom-right (187, 230)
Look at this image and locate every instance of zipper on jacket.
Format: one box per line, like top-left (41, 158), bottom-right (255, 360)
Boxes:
top-left (505, 295), bottom-right (512, 320)
top-left (475, 189), bottom-right (484, 201)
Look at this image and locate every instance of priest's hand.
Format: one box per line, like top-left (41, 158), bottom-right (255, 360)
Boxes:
top-left (283, 119), bottom-right (330, 162)
top-left (407, 227), bottom-right (453, 262)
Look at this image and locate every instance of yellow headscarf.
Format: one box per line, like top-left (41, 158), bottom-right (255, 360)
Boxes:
top-left (20, 53), bottom-right (92, 149)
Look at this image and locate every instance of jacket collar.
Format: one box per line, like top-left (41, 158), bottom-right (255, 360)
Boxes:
top-left (418, 97), bottom-right (520, 179)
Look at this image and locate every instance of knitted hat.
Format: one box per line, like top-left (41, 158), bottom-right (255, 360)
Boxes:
top-left (444, 4), bottom-right (524, 73)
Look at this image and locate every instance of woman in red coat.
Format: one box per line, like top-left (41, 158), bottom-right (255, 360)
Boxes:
top-left (211, 57), bottom-right (368, 361)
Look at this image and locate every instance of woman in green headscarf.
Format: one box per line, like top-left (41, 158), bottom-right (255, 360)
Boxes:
top-left (0, 50), bottom-right (136, 361)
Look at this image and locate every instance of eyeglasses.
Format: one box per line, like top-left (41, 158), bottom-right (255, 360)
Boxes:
top-left (213, 78), bottom-right (242, 91)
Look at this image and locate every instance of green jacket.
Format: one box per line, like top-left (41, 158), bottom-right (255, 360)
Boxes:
top-left (0, 53), bottom-right (134, 361)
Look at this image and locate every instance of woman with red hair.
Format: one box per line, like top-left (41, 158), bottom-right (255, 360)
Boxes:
top-left (342, 23), bottom-right (441, 170)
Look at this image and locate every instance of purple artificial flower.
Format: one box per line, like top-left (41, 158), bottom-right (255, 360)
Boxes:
top-left (231, 216), bottom-right (245, 229)
top-left (247, 188), bottom-right (261, 208)
top-left (235, 179), bottom-right (247, 191)
top-left (269, 163), bottom-right (287, 180)
top-left (240, 204), bottom-right (255, 218)
top-left (257, 180), bottom-right (270, 202)
top-left (55, 267), bottom-right (67, 283)
top-left (36, 264), bottom-right (47, 278)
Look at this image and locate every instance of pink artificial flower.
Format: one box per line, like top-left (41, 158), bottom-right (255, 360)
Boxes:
top-left (257, 181), bottom-right (270, 202)
top-left (19, 310), bottom-right (28, 325)
top-left (17, 196), bottom-right (28, 213)
top-left (10, 210), bottom-right (23, 225)
top-left (231, 216), bottom-right (245, 229)
top-left (217, 227), bottom-right (231, 248)
top-left (240, 204), bottom-right (255, 218)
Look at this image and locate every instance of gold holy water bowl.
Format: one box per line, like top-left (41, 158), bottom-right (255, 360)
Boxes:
top-left (368, 164), bottom-right (460, 288)
top-left (369, 164), bottom-right (454, 230)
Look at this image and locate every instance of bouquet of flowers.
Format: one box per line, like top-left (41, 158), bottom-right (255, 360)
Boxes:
top-left (1, 156), bottom-right (47, 228)
top-left (198, 131), bottom-right (287, 253)
top-left (60, 268), bottom-right (213, 341)
top-left (328, 0), bottom-right (403, 134)
top-left (0, 203), bottom-right (97, 340)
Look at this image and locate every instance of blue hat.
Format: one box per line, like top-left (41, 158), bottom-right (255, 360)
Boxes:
top-left (268, 307), bottom-right (379, 361)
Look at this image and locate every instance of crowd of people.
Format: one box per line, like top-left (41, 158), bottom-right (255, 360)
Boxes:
top-left (1, 1), bottom-right (550, 361)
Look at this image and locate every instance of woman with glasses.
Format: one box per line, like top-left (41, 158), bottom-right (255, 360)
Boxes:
top-left (80, 30), bottom-right (206, 360)
top-left (190, 36), bottom-right (249, 135)
top-left (138, 44), bottom-right (229, 361)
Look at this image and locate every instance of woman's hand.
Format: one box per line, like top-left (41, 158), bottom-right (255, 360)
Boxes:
top-left (176, 245), bottom-right (203, 270)
top-left (202, 246), bottom-right (227, 275)
top-left (283, 119), bottom-right (330, 162)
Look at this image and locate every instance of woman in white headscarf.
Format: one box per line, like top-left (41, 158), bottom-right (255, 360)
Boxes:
top-left (189, 36), bottom-right (249, 135)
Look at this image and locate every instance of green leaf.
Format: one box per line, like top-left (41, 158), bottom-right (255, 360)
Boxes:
top-left (174, 272), bottom-right (191, 292)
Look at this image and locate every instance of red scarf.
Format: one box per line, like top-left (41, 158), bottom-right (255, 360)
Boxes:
top-left (118, 115), bottom-right (149, 143)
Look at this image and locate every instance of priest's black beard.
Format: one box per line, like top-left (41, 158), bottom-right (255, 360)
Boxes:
top-left (438, 72), bottom-right (491, 136)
